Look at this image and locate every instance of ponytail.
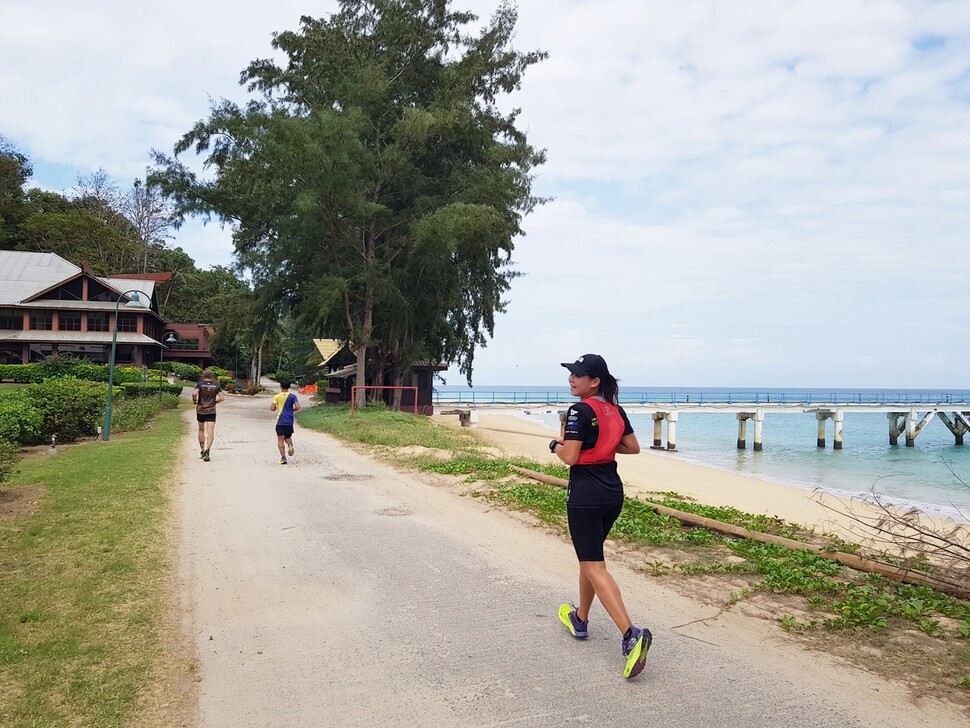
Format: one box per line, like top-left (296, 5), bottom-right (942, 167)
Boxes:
top-left (600, 375), bottom-right (619, 405)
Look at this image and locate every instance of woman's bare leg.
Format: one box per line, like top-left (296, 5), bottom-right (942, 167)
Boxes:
top-left (578, 560), bottom-right (633, 634)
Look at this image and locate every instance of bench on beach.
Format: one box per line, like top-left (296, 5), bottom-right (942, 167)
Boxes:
top-left (440, 408), bottom-right (479, 427)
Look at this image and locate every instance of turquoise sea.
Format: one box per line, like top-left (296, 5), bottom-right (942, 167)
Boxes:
top-left (434, 386), bottom-right (970, 522)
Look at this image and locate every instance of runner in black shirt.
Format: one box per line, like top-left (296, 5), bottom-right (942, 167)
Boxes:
top-left (192, 369), bottom-right (225, 462)
top-left (550, 354), bottom-right (652, 679)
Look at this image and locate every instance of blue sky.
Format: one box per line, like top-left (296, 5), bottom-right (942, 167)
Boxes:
top-left (2, 1), bottom-right (970, 388)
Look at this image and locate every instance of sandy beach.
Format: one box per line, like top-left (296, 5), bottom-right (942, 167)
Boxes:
top-left (432, 410), bottom-right (958, 541)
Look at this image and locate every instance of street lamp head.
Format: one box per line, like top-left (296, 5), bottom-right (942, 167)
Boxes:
top-left (122, 292), bottom-right (146, 308)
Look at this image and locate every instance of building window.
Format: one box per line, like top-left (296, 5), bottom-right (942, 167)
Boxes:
top-left (117, 313), bottom-right (138, 332)
top-left (28, 344), bottom-right (53, 362)
top-left (114, 345), bottom-right (135, 363)
top-left (170, 338), bottom-right (200, 351)
top-left (59, 311), bottom-right (82, 331)
top-left (29, 311), bottom-right (53, 330)
top-left (87, 312), bottom-right (109, 332)
top-left (0, 309), bottom-right (23, 330)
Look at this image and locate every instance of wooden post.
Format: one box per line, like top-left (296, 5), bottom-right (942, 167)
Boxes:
top-left (753, 409), bottom-right (764, 451)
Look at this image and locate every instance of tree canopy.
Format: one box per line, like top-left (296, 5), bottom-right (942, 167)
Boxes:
top-left (151, 0), bottom-right (545, 391)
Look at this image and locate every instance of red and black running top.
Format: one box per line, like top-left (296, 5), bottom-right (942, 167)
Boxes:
top-left (562, 396), bottom-right (634, 508)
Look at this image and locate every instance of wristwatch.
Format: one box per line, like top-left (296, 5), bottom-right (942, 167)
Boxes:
top-left (549, 439), bottom-right (560, 453)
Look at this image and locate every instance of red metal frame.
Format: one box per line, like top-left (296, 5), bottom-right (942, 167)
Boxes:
top-left (350, 385), bottom-right (419, 418)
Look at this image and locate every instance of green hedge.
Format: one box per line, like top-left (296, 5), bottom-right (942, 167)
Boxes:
top-left (121, 382), bottom-right (185, 398)
top-left (0, 362), bottom-right (144, 384)
top-left (0, 364), bottom-right (44, 383)
top-left (162, 362), bottom-right (202, 380)
top-left (110, 394), bottom-right (180, 431)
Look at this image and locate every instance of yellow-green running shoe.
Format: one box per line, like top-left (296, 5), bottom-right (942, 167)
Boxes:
top-left (622, 626), bottom-right (652, 678)
top-left (559, 603), bottom-right (588, 639)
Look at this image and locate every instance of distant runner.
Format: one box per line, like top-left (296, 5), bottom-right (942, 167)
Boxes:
top-left (270, 380), bottom-right (300, 465)
top-left (193, 369), bottom-right (225, 462)
top-left (551, 353), bottom-right (652, 679)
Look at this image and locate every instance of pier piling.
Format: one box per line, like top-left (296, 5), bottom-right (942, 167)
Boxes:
top-left (888, 413), bottom-right (904, 446)
top-left (937, 412), bottom-right (969, 446)
top-left (833, 410), bottom-right (844, 450)
top-left (652, 412), bottom-right (663, 449)
top-left (816, 411), bottom-right (827, 448)
top-left (736, 411), bottom-right (764, 451)
top-left (666, 411), bottom-right (678, 451)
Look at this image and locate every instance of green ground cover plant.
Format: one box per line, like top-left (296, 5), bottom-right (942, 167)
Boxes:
top-left (0, 406), bottom-right (185, 727)
top-left (299, 404), bottom-right (970, 700)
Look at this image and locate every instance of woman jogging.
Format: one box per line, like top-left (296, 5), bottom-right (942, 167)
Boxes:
top-left (551, 354), bottom-right (652, 679)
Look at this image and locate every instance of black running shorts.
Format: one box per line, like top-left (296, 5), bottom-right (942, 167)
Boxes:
top-left (196, 413), bottom-right (217, 423)
top-left (567, 503), bottom-right (623, 561)
top-left (275, 425), bottom-right (294, 437)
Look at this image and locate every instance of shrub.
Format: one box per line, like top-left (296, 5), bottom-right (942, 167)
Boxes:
top-left (36, 354), bottom-right (86, 378)
top-left (168, 362), bottom-right (202, 381)
top-left (67, 361), bottom-right (112, 382)
top-left (22, 377), bottom-right (107, 443)
top-left (111, 394), bottom-right (180, 432)
top-left (111, 366), bottom-right (146, 384)
top-left (121, 382), bottom-right (184, 398)
top-left (217, 376), bottom-right (233, 389)
top-left (0, 439), bottom-right (18, 483)
top-left (240, 385), bottom-right (266, 396)
top-left (0, 394), bottom-right (43, 445)
top-left (0, 364), bottom-right (44, 383)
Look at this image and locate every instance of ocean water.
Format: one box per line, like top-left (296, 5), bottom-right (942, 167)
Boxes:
top-left (435, 386), bottom-right (970, 522)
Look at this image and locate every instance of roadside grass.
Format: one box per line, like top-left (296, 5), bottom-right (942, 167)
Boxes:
top-left (0, 406), bottom-right (186, 727)
top-left (300, 404), bottom-right (970, 703)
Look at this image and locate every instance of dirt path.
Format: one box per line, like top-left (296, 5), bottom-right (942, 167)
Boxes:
top-left (176, 394), bottom-right (963, 727)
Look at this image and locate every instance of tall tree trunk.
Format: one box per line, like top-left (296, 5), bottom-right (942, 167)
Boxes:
top-left (392, 371), bottom-right (404, 411)
top-left (353, 226), bottom-right (378, 409)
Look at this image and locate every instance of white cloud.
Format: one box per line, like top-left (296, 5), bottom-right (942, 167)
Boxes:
top-left (3, 0), bottom-right (970, 387)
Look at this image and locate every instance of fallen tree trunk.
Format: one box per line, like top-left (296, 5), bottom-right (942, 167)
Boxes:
top-left (510, 466), bottom-right (970, 600)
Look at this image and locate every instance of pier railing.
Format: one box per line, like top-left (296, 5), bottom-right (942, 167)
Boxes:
top-left (432, 390), bottom-right (970, 407)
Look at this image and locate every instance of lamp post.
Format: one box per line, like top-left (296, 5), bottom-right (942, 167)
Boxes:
top-left (102, 290), bottom-right (147, 441)
top-left (159, 331), bottom-right (178, 394)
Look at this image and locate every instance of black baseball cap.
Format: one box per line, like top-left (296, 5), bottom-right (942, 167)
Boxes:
top-left (561, 354), bottom-right (610, 379)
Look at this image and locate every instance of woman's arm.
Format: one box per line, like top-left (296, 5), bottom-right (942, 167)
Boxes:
top-left (614, 432), bottom-right (640, 455)
top-left (556, 439), bottom-right (582, 466)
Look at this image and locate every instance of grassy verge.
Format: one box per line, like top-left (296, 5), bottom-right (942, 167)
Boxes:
top-left (0, 406), bottom-right (186, 727)
top-left (299, 403), bottom-right (970, 703)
